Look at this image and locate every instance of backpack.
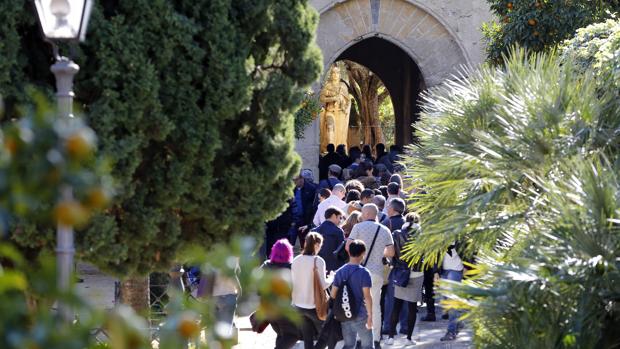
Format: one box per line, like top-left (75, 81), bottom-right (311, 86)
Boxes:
top-left (333, 267), bottom-right (361, 322)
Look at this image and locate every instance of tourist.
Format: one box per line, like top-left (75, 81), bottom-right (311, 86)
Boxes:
top-left (380, 198), bottom-right (405, 232)
top-left (356, 161), bottom-right (379, 190)
top-left (344, 189), bottom-right (361, 203)
top-left (265, 199), bottom-right (295, 258)
top-left (372, 195), bottom-right (387, 223)
top-left (331, 239), bottom-right (373, 349)
top-left (319, 143), bottom-right (343, 181)
top-left (346, 200), bottom-right (362, 215)
top-left (292, 233), bottom-right (331, 349)
top-left (346, 151), bottom-right (363, 175)
top-left (261, 239), bottom-right (300, 349)
top-left (347, 204), bottom-right (395, 347)
top-left (345, 179), bottom-right (364, 194)
top-left (440, 242), bottom-right (465, 342)
top-left (313, 184), bottom-right (347, 227)
top-left (385, 214), bottom-right (423, 346)
top-left (318, 188), bottom-right (331, 203)
top-left (336, 144), bottom-right (351, 169)
top-left (389, 173), bottom-right (408, 200)
top-left (374, 164), bottom-right (392, 186)
top-left (362, 144), bottom-right (374, 162)
top-left (377, 144), bottom-right (393, 173)
top-left (375, 143), bottom-right (387, 165)
top-left (293, 170), bottom-right (318, 246)
top-left (318, 164), bottom-right (343, 191)
top-left (383, 182), bottom-right (401, 215)
top-left (341, 211), bottom-right (362, 238)
top-left (313, 207), bottom-right (347, 273)
top-left (360, 189), bottom-right (375, 205)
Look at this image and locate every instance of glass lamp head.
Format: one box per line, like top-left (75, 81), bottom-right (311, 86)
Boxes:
top-left (34, 0), bottom-right (93, 42)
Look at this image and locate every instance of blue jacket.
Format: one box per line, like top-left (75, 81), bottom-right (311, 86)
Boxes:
top-left (313, 220), bottom-right (345, 272)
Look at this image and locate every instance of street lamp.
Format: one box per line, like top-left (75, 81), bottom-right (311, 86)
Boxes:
top-left (33, 0), bottom-right (93, 321)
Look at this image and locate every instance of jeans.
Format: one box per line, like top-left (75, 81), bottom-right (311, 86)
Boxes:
top-left (442, 270), bottom-right (463, 334)
top-left (341, 316), bottom-right (373, 349)
top-left (382, 272), bottom-right (408, 334)
top-left (369, 273), bottom-right (383, 341)
top-left (296, 306), bottom-right (323, 349)
top-left (214, 294), bottom-right (238, 338)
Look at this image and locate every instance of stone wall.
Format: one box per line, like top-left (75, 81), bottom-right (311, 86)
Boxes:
top-left (295, 0), bottom-right (493, 176)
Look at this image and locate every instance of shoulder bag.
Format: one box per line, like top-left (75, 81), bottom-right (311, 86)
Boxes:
top-left (313, 257), bottom-right (330, 320)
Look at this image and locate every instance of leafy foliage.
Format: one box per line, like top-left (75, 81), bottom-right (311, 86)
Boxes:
top-left (400, 45), bottom-right (620, 347)
top-left (0, 0), bottom-right (322, 275)
top-left (294, 91), bottom-right (320, 139)
top-left (483, 0), bottom-right (620, 63)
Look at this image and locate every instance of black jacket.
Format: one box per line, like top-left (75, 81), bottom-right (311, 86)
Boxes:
top-left (313, 220), bottom-right (345, 272)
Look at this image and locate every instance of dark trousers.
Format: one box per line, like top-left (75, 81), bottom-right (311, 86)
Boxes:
top-left (423, 269), bottom-right (435, 315)
top-left (389, 299), bottom-right (418, 340)
top-left (296, 306), bottom-right (323, 349)
top-left (271, 318), bottom-right (300, 349)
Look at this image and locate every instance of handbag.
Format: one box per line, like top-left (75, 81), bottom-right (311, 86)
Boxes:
top-left (313, 257), bottom-right (329, 320)
top-left (249, 311), bottom-right (269, 333)
top-left (391, 267), bottom-right (411, 287)
top-left (333, 240), bottom-right (349, 262)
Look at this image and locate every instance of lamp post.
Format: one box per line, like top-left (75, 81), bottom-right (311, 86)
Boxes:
top-left (34, 0), bottom-right (93, 321)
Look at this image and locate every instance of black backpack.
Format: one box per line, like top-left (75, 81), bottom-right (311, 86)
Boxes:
top-left (333, 268), bottom-right (361, 322)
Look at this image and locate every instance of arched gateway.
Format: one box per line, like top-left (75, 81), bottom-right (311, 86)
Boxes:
top-left (296, 0), bottom-right (491, 172)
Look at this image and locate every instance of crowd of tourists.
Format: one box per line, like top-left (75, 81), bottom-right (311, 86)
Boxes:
top-left (262, 143), bottom-right (466, 349)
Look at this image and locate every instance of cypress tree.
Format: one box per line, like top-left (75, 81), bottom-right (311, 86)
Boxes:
top-left (0, 0), bottom-right (322, 275)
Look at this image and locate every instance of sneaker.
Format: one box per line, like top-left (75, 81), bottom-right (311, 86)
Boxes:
top-left (404, 339), bottom-right (416, 346)
top-left (385, 337), bottom-right (394, 345)
top-left (440, 332), bottom-right (457, 341)
top-left (374, 340), bottom-right (382, 349)
top-left (421, 314), bottom-right (436, 321)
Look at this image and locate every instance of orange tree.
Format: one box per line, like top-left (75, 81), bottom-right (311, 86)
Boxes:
top-left (0, 0), bottom-right (321, 276)
top-left (483, 0), bottom-right (620, 63)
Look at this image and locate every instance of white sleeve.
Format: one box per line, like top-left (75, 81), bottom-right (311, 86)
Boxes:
top-left (313, 206), bottom-right (321, 226)
top-left (318, 257), bottom-right (329, 289)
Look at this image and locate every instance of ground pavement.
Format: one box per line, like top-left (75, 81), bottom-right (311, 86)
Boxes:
top-left (234, 307), bottom-right (471, 349)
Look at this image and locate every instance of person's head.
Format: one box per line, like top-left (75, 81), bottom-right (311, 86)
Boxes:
top-left (361, 203), bottom-right (379, 221)
top-left (348, 239), bottom-right (367, 261)
top-left (318, 188), bottom-right (331, 202)
top-left (303, 232), bottom-right (324, 255)
top-left (325, 206), bottom-right (345, 226)
top-left (332, 184), bottom-right (346, 199)
top-left (387, 198), bottom-right (406, 217)
top-left (345, 189), bottom-right (361, 203)
top-left (347, 200), bottom-right (362, 215)
top-left (351, 151), bottom-right (363, 164)
top-left (362, 144), bottom-right (372, 157)
top-left (404, 211), bottom-right (420, 224)
top-left (373, 188), bottom-right (382, 196)
top-left (293, 174), bottom-right (304, 188)
top-left (359, 161), bottom-right (374, 176)
top-left (300, 169), bottom-right (314, 184)
top-left (336, 144), bottom-right (347, 156)
top-left (389, 144), bottom-right (399, 153)
top-left (328, 164), bottom-right (342, 178)
top-left (360, 189), bottom-right (375, 204)
top-left (375, 143), bottom-right (385, 156)
top-left (342, 211), bottom-right (362, 236)
top-left (379, 185), bottom-right (388, 198)
top-left (269, 239), bottom-right (294, 264)
top-left (387, 182), bottom-right (400, 196)
top-left (372, 195), bottom-right (386, 211)
top-left (345, 179), bottom-right (364, 193)
top-left (326, 143), bottom-right (335, 153)
top-left (389, 173), bottom-right (403, 188)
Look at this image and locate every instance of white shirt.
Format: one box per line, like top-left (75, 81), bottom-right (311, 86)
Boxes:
top-left (291, 255), bottom-right (328, 309)
top-left (313, 195), bottom-right (347, 226)
top-left (443, 247), bottom-right (464, 271)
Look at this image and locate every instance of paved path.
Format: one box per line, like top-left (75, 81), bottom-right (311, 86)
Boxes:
top-left (234, 307), bottom-right (471, 349)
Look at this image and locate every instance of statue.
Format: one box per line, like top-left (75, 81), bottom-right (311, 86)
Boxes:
top-left (320, 65), bottom-right (351, 153)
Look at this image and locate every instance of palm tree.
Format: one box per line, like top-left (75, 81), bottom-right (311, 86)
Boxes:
top-left (399, 32), bottom-right (620, 347)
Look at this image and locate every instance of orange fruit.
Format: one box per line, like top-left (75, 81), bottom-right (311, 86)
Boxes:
top-left (177, 315), bottom-right (200, 338)
top-left (528, 19), bottom-right (537, 26)
top-left (65, 131), bottom-right (94, 160)
top-left (87, 187), bottom-right (109, 209)
top-left (54, 200), bottom-right (89, 227)
top-left (507, 2), bottom-right (513, 9)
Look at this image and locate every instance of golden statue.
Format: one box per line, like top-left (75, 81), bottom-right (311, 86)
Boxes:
top-left (320, 66), bottom-right (351, 153)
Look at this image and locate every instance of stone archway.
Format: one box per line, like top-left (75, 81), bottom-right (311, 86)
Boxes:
top-left (295, 0), bottom-right (491, 173)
